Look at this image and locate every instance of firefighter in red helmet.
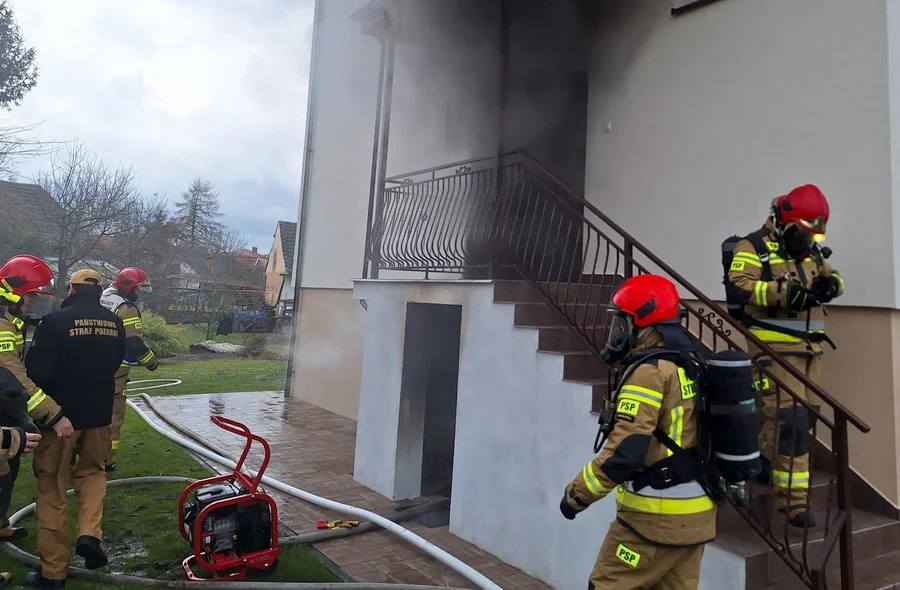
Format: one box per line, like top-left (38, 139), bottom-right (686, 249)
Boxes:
top-left (726, 184), bottom-right (843, 528)
top-left (99, 267), bottom-right (157, 471)
top-left (560, 274), bottom-right (715, 590)
top-left (0, 256), bottom-right (66, 544)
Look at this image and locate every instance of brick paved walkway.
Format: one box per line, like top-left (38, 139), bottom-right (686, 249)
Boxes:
top-left (134, 392), bottom-right (551, 589)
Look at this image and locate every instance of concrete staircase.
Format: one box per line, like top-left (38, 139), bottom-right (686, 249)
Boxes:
top-left (492, 278), bottom-right (900, 590)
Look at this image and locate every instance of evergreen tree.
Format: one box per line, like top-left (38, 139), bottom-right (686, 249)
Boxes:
top-left (174, 177), bottom-right (223, 248)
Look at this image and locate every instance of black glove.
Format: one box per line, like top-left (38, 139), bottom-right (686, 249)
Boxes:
top-left (811, 274), bottom-right (840, 304)
top-left (559, 491), bottom-right (578, 520)
top-left (787, 283), bottom-right (818, 312)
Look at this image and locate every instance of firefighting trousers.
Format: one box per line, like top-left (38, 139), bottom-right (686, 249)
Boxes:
top-left (0, 455), bottom-right (19, 526)
top-left (107, 392), bottom-right (127, 466)
top-left (753, 348), bottom-right (822, 516)
top-left (32, 427), bottom-right (110, 580)
top-left (588, 520), bottom-right (705, 590)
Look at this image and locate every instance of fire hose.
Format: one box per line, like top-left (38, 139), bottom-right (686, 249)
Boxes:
top-left (2, 380), bottom-right (502, 590)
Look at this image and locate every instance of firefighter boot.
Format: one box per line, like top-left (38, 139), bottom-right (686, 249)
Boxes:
top-left (23, 572), bottom-right (65, 588)
top-left (75, 535), bottom-right (107, 570)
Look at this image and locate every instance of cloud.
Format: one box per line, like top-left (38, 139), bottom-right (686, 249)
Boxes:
top-left (4, 0), bottom-right (314, 252)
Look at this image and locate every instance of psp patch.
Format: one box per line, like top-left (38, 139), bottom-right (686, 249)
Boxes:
top-left (0, 342), bottom-right (13, 353)
top-left (616, 543), bottom-right (641, 568)
top-left (616, 398), bottom-right (640, 417)
top-left (729, 260), bottom-right (745, 272)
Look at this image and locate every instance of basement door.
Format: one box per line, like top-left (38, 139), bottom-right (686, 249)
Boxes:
top-left (395, 302), bottom-right (462, 499)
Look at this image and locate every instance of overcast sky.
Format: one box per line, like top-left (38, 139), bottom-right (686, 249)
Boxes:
top-left (4, 0), bottom-right (314, 253)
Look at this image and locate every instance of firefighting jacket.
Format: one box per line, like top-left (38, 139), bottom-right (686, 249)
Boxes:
top-left (0, 426), bottom-right (28, 461)
top-left (728, 220), bottom-right (844, 351)
top-left (565, 332), bottom-right (716, 547)
top-left (25, 293), bottom-right (126, 430)
top-left (0, 307), bottom-right (63, 430)
top-left (100, 288), bottom-right (156, 370)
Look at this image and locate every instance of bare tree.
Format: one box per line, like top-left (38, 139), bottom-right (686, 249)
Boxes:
top-left (35, 138), bottom-right (143, 297)
top-left (174, 177), bottom-right (223, 248)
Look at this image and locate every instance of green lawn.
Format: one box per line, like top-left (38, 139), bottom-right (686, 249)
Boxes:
top-left (129, 358), bottom-right (288, 396)
top-left (0, 407), bottom-right (339, 588)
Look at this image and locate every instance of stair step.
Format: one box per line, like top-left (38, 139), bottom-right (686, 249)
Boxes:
top-left (536, 326), bottom-right (607, 352)
top-left (514, 302), bottom-right (610, 327)
top-left (714, 509), bottom-right (900, 589)
top-left (537, 350), bottom-right (610, 381)
top-left (494, 280), bottom-right (618, 305)
top-left (717, 471), bottom-right (835, 533)
top-left (760, 549), bottom-right (900, 589)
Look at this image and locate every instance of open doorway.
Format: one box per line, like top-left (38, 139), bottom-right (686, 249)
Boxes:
top-left (396, 302), bottom-right (462, 500)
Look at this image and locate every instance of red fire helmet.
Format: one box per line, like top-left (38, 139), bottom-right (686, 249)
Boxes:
top-left (0, 254), bottom-right (54, 302)
top-left (773, 184), bottom-right (829, 234)
top-left (610, 274), bottom-right (681, 328)
top-left (112, 267), bottom-right (151, 295)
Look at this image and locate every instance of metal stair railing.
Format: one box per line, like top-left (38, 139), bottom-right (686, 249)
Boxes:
top-left (366, 150), bottom-right (870, 590)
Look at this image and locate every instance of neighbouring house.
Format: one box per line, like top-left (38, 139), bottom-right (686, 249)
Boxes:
top-left (0, 180), bottom-right (61, 261)
top-left (264, 221), bottom-right (297, 319)
top-left (287, 0), bottom-right (899, 588)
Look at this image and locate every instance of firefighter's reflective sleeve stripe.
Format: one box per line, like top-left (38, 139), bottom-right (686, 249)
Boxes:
top-left (121, 317), bottom-right (142, 328)
top-left (27, 389), bottom-right (47, 412)
top-left (666, 407), bottom-right (684, 458)
top-left (110, 440), bottom-right (119, 450)
top-left (753, 281), bottom-right (768, 306)
top-left (773, 470), bottom-right (810, 490)
top-left (731, 252), bottom-right (763, 268)
top-left (138, 350), bottom-right (155, 364)
top-left (618, 385), bottom-right (663, 409)
top-left (581, 461), bottom-right (612, 497)
top-left (616, 482), bottom-right (715, 515)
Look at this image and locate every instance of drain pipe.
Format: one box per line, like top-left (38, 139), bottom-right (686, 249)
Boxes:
top-left (125, 399), bottom-right (503, 590)
top-left (284, 0), bottom-right (324, 399)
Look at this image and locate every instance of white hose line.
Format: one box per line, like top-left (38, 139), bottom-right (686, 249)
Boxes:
top-left (125, 378), bottom-right (183, 393)
top-left (3, 480), bottom-right (466, 589)
top-left (127, 400), bottom-right (503, 590)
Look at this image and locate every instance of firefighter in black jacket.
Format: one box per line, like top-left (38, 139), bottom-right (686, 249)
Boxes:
top-left (24, 269), bottom-right (125, 588)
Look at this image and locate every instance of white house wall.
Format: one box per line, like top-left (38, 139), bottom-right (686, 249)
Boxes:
top-left (352, 279), bottom-right (743, 590)
top-left (585, 0), bottom-right (893, 308)
top-left (300, 0), bottom-right (500, 290)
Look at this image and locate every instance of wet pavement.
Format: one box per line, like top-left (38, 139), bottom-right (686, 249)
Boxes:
top-left (135, 392), bottom-right (551, 589)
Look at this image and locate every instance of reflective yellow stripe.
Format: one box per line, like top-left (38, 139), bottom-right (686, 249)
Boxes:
top-left (139, 351), bottom-right (155, 363)
top-left (110, 440), bottom-right (119, 450)
top-left (753, 281), bottom-right (768, 306)
top-left (582, 463), bottom-right (609, 497)
top-left (667, 407), bottom-right (684, 457)
top-left (749, 328), bottom-right (804, 344)
top-left (619, 385), bottom-right (663, 402)
top-left (834, 274), bottom-right (845, 295)
top-left (615, 487), bottom-right (715, 515)
top-left (618, 393), bottom-right (661, 410)
top-left (773, 470), bottom-right (810, 490)
top-left (122, 317), bottom-right (141, 326)
top-left (0, 331), bottom-right (16, 341)
top-left (732, 252), bottom-right (762, 268)
top-left (27, 390), bottom-right (47, 412)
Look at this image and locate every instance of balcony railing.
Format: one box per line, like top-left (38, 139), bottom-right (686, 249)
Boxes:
top-left (365, 150), bottom-right (870, 590)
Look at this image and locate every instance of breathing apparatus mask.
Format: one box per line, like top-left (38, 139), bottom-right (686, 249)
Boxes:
top-left (599, 309), bottom-right (635, 366)
top-left (20, 291), bottom-right (54, 320)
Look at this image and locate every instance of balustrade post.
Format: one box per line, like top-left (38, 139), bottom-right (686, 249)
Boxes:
top-left (834, 415), bottom-right (854, 589)
top-left (624, 240), bottom-right (634, 278)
